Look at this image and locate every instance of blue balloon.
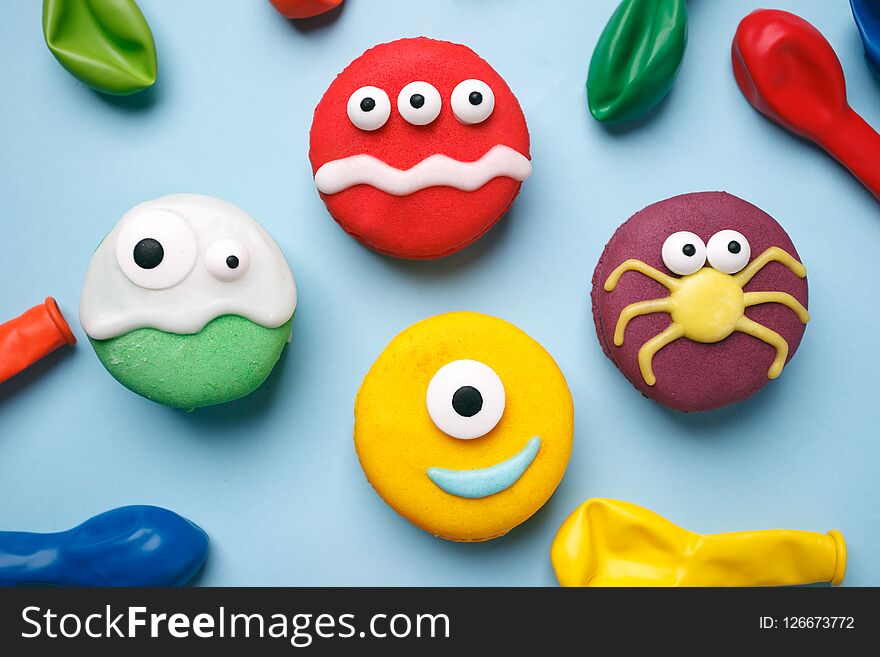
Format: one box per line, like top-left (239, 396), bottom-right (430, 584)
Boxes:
top-left (852, 0), bottom-right (880, 76)
top-left (0, 506), bottom-right (208, 587)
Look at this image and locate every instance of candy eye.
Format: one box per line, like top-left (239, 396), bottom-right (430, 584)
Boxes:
top-left (397, 81), bottom-right (442, 126)
top-left (426, 360), bottom-right (505, 440)
top-left (707, 230), bottom-right (751, 274)
top-left (347, 86), bottom-right (391, 131)
top-left (451, 79), bottom-right (495, 124)
top-left (205, 238), bottom-right (250, 282)
top-left (661, 231), bottom-right (707, 275)
top-left (116, 210), bottom-right (197, 290)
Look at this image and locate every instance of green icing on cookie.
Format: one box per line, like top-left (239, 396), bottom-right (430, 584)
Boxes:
top-left (90, 314), bottom-right (293, 410)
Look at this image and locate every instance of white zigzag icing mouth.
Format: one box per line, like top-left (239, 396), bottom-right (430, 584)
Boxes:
top-left (313, 144), bottom-right (532, 196)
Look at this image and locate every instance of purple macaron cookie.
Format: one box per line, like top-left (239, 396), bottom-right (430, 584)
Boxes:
top-left (591, 192), bottom-right (809, 412)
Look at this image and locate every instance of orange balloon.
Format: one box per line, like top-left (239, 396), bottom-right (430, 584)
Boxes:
top-left (0, 298), bottom-right (76, 384)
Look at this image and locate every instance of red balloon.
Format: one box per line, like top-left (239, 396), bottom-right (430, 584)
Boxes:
top-left (732, 9), bottom-right (880, 200)
top-left (269, 0), bottom-right (342, 19)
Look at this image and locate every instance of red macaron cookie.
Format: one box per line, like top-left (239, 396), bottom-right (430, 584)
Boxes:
top-left (591, 192), bottom-right (809, 412)
top-left (309, 37), bottom-right (531, 259)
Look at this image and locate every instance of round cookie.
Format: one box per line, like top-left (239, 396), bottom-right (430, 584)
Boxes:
top-left (80, 194), bottom-right (297, 410)
top-left (309, 37), bottom-right (531, 259)
top-left (591, 192), bottom-right (809, 412)
top-left (354, 312), bottom-right (573, 542)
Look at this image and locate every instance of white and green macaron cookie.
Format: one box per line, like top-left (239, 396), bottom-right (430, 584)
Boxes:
top-left (80, 194), bottom-right (297, 410)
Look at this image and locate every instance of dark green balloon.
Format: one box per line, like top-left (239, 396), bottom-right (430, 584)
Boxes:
top-left (42, 0), bottom-right (157, 96)
top-left (587, 0), bottom-right (688, 123)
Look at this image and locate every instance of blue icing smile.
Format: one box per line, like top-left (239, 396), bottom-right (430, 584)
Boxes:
top-left (426, 436), bottom-right (541, 499)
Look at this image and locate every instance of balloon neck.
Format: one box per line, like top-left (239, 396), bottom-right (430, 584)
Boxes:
top-left (823, 108), bottom-right (880, 200)
top-left (827, 529), bottom-right (847, 587)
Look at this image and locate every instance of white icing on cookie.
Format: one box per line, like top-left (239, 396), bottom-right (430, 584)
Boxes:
top-left (313, 144), bottom-right (531, 196)
top-left (80, 194), bottom-right (297, 340)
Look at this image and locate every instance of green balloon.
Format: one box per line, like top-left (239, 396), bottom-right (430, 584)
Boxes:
top-left (42, 0), bottom-right (157, 96)
top-left (587, 0), bottom-right (688, 123)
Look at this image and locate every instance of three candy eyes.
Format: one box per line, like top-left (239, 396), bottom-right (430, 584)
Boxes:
top-left (115, 210), bottom-right (250, 290)
top-left (661, 230), bottom-right (752, 275)
top-left (426, 360), bottom-right (505, 440)
top-left (347, 79), bottom-right (495, 131)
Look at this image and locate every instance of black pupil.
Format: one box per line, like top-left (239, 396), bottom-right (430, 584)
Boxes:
top-left (133, 238), bottom-right (164, 269)
top-left (452, 386), bottom-right (483, 418)
top-left (409, 94), bottom-right (425, 109)
top-left (360, 97), bottom-right (375, 112)
top-left (728, 241), bottom-right (741, 254)
top-left (682, 243), bottom-right (696, 257)
top-left (469, 91), bottom-right (483, 106)
top-left (226, 255), bottom-right (240, 269)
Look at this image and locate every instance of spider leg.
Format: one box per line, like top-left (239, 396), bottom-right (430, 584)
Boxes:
top-left (734, 247), bottom-right (806, 287)
top-left (613, 298), bottom-right (672, 346)
top-left (604, 259), bottom-right (681, 293)
top-left (638, 323), bottom-right (685, 386)
top-left (735, 316), bottom-right (789, 379)
top-left (743, 291), bottom-right (810, 323)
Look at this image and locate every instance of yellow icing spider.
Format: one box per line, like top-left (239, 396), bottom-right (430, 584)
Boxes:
top-left (604, 229), bottom-right (809, 386)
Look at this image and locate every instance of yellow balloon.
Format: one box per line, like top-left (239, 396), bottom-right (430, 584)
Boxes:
top-left (552, 498), bottom-right (846, 587)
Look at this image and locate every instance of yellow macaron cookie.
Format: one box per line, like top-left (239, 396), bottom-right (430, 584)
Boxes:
top-left (354, 312), bottom-right (574, 542)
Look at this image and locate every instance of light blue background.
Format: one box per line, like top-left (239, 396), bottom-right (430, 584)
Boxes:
top-left (1, 0), bottom-right (878, 586)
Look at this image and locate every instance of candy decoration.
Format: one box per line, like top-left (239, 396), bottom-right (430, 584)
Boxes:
top-left (80, 195), bottom-right (297, 411)
top-left (310, 38), bottom-right (531, 259)
top-left (733, 9), bottom-right (880, 200)
top-left (592, 192), bottom-right (809, 413)
top-left (42, 0), bottom-right (157, 96)
top-left (269, 0), bottom-right (342, 19)
top-left (0, 506), bottom-right (208, 587)
top-left (0, 297), bottom-right (75, 385)
top-left (605, 242), bottom-right (808, 386)
top-left (851, 0), bottom-right (880, 75)
top-left (552, 499), bottom-right (846, 587)
top-left (354, 312), bottom-right (573, 542)
top-left (587, 0), bottom-right (688, 123)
